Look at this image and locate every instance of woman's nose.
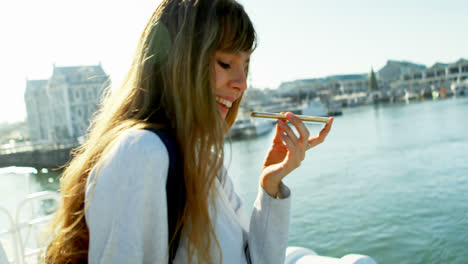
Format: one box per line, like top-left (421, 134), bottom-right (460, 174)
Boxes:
top-left (230, 68), bottom-right (247, 92)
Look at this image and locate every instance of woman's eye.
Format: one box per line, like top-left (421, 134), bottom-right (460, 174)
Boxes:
top-left (218, 61), bottom-right (230, 69)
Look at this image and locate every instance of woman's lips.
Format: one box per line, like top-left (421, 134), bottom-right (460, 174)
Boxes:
top-left (216, 96), bottom-right (233, 108)
top-left (215, 96), bottom-right (233, 117)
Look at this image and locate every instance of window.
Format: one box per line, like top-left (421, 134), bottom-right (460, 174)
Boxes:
top-left (449, 67), bottom-right (459, 74)
top-left (413, 73), bottom-right (422, 79)
top-left (88, 89), bottom-right (94, 99)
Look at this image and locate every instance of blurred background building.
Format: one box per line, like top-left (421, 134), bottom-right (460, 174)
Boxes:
top-left (276, 58), bottom-right (468, 106)
top-left (24, 64), bottom-right (109, 143)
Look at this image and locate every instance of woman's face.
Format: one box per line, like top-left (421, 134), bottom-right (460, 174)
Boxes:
top-left (212, 50), bottom-right (250, 119)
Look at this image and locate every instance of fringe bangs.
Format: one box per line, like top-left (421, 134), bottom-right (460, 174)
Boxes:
top-left (216, 0), bottom-right (257, 53)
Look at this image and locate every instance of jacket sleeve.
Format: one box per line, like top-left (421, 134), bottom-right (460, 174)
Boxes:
top-left (219, 168), bottom-right (291, 264)
top-left (85, 130), bottom-right (170, 264)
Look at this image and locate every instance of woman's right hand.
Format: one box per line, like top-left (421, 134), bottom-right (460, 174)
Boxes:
top-left (260, 112), bottom-right (333, 197)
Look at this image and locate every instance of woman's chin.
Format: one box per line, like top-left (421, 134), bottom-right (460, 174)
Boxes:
top-left (219, 112), bottom-right (228, 119)
top-left (217, 105), bottom-right (229, 119)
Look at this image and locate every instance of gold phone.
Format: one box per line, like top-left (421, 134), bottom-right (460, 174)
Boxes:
top-left (250, 111), bottom-right (331, 124)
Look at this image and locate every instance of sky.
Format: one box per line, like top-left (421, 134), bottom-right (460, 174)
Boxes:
top-left (0, 0), bottom-right (467, 123)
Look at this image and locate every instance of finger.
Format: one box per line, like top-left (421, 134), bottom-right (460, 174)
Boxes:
top-left (285, 112), bottom-right (310, 146)
top-left (320, 117), bottom-right (333, 137)
top-left (278, 123), bottom-right (306, 161)
top-left (277, 119), bottom-right (299, 143)
top-left (279, 132), bottom-right (303, 167)
top-left (308, 123), bottom-right (332, 148)
top-left (307, 117), bottom-right (334, 149)
top-left (308, 120), bottom-right (332, 148)
top-left (279, 130), bottom-right (297, 151)
top-left (272, 121), bottom-right (284, 143)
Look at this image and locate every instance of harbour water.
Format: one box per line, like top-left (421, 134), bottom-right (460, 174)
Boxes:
top-left (227, 97), bottom-right (468, 263)
top-left (1, 97), bottom-right (468, 263)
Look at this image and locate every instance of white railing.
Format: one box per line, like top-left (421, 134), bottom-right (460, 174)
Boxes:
top-left (0, 191), bottom-right (59, 264)
top-left (0, 191), bottom-right (378, 264)
top-left (0, 207), bottom-right (20, 264)
top-left (285, 246), bottom-right (377, 264)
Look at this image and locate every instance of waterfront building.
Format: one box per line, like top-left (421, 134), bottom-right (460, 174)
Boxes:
top-left (276, 58), bottom-right (467, 107)
top-left (447, 59), bottom-right (468, 83)
top-left (377, 60), bottom-right (427, 92)
top-left (24, 80), bottom-right (50, 142)
top-left (377, 60), bottom-right (426, 82)
top-left (279, 75), bottom-right (369, 97)
top-left (24, 64), bottom-right (110, 143)
top-left (339, 77), bottom-right (370, 94)
top-left (390, 58), bottom-right (468, 92)
top-left (278, 79), bottom-right (324, 98)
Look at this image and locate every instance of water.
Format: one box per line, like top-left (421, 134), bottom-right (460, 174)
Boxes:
top-left (2, 97), bottom-right (468, 263)
top-left (227, 97), bottom-right (468, 263)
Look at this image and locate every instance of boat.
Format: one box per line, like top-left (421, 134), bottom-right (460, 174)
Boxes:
top-left (302, 99), bottom-right (342, 117)
top-left (252, 118), bottom-right (275, 136)
top-left (452, 82), bottom-right (468, 96)
top-left (404, 90), bottom-right (418, 102)
top-left (228, 117), bottom-right (274, 140)
top-left (420, 87), bottom-right (434, 99)
top-left (332, 92), bottom-right (368, 108)
top-left (229, 118), bottom-right (256, 139)
top-left (255, 97), bottom-right (303, 116)
top-left (301, 100), bottom-right (328, 117)
top-left (326, 101), bottom-right (343, 116)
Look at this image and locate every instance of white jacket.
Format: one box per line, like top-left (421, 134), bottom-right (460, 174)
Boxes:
top-left (85, 129), bottom-right (291, 263)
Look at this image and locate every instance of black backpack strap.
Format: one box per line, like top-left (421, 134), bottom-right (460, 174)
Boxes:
top-left (143, 128), bottom-right (185, 263)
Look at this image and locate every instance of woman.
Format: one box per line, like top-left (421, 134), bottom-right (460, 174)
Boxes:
top-left (44, 0), bottom-right (333, 263)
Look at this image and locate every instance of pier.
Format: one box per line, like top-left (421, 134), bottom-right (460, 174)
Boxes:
top-left (0, 142), bottom-right (77, 171)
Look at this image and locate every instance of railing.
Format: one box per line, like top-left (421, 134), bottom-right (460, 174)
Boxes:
top-left (285, 247), bottom-right (377, 264)
top-left (0, 207), bottom-right (20, 264)
top-left (0, 191), bottom-right (60, 264)
top-left (0, 192), bottom-right (378, 264)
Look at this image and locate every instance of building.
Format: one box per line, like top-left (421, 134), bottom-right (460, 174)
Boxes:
top-left (377, 60), bottom-right (427, 83)
top-left (24, 80), bottom-right (50, 142)
top-left (337, 75), bottom-right (369, 94)
top-left (276, 58), bottom-right (467, 100)
top-left (391, 58), bottom-right (468, 92)
top-left (24, 64), bottom-right (110, 143)
top-left (279, 74), bottom-right (372, 97)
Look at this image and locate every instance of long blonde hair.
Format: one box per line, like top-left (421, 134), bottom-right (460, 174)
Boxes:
top-left (43, 0), bottom-right (256, 263)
